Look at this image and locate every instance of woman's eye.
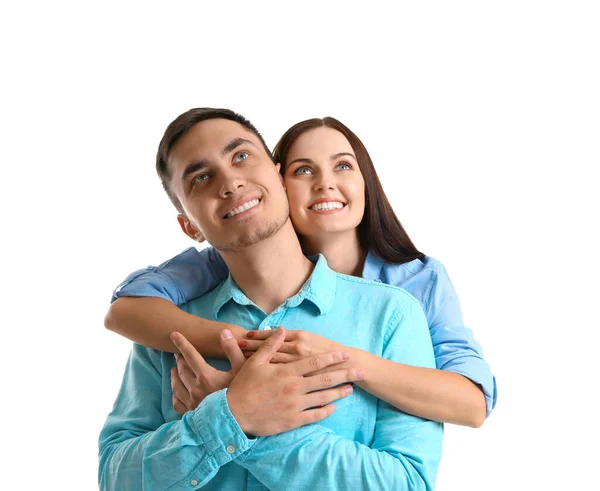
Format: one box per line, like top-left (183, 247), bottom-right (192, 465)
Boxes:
top-left (294, 166), bottom-right (313, 175)
top-left (336, 162), bottom-right (352, 171)
top-left (234, 151), bottom-right (249, 163)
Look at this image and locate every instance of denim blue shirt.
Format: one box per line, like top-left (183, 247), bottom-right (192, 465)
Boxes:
top-left (113, 246), bottom-right (497, 415)
top-left (100, 255), bottom-right (443, 490)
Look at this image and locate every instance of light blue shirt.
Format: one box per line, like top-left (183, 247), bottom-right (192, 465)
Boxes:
top-left (113, 246), bottom-right (497, 415)
top-left (100, 255), bottom-right (443, 490)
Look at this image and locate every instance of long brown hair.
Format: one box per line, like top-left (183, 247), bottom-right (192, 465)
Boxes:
top-left (273, 117), bottom-right (424, 265)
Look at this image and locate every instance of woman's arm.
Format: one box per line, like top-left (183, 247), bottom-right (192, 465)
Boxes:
top-left (349, 348), bottom-right (487, 427)
top-left (244, 329), bottom-right (486, 427)
top-left (104, 247), bottom-right (244, 356)
top-left (105, 298), bottom-right (247, 356)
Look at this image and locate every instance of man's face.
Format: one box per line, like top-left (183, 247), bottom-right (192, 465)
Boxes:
top-left (168, 118), bottom-right (290, 251)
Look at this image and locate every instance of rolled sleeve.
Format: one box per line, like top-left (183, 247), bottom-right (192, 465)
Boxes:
top-left (111, 247), bottom-right (229, 305)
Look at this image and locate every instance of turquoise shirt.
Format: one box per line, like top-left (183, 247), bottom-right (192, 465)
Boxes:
top-left (100, 255), bottom-right (443, 490)
top-left (113, 246), bottom-right (497, 415)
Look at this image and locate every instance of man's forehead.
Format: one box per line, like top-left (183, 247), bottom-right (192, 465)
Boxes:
top-left (173, 119), bottom-right (257, 157)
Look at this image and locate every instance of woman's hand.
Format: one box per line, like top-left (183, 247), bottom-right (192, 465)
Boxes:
top-left (241, 328), bottom-right (345, 363)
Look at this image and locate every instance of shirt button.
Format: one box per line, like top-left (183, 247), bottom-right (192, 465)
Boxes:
top-left (226, 444), bottom-right (236, 454)
top-left (263, 326), bottom-right (272, 331)
top-left (190, 479), bottom-right (198, 486)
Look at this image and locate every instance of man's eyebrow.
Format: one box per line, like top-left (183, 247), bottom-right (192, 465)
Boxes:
top-left (181, 160), bottom-right (208, 183)
top-left (222, 138), bottom-right (256, 156)
top-left (180, 138), bottom-right (257, 184)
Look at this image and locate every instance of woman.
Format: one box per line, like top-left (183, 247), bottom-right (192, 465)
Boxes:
top-left (106, 117), bottom-right (496, 427)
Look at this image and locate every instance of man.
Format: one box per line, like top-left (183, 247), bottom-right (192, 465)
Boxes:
top-left (99, 108), bottom-right (443, 490)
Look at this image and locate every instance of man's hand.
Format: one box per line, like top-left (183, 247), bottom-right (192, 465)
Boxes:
top-left (241, 328), bottom-right (342, 363)
top-left (227, 326), bottom-right (364, 437)
top-left (170, 329), bottom-right (246, 415)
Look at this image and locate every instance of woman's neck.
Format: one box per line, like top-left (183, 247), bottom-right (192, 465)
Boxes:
top-left (301, 229), bottom-right (367, 277)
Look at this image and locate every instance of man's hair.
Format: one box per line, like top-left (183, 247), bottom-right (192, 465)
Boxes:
top-left (156, 108), bottom-right (273, 213)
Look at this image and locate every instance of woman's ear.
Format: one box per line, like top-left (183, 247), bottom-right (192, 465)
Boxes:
top-left (177, 214), bottom-right (205, 243)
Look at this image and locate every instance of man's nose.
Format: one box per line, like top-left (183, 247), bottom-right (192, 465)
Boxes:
top-left (218, 169), bottom-right (246, 198)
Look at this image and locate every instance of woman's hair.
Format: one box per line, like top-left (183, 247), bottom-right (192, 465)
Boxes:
top-left (273, 117), bottom-right (424, 265)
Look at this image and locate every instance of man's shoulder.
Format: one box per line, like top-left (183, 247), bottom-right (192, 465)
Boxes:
top-left (334, 272), bottom-right (421, 310)
top-left (180, 277), bottom-right (228, 316)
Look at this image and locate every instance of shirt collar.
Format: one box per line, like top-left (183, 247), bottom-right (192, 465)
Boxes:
top-left (362, 249), bottom-right (385, 281)
top-left (213, 253), bottom-right (336, 317)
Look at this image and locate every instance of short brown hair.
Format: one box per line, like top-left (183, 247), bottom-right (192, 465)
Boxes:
top-left (273, 117), bottom-right (423, 265)
top-left (156, 108), bottom-right (272, 212)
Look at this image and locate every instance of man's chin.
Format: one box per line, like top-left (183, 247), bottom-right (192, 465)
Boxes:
top-left (213, 218), bottom-right (287, 253)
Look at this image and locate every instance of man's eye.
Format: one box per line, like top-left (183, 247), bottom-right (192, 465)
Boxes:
top-left (336, 162), bottom-right (352, 171)
top-left (294, 167), bottom-right (313, 175)
top-left (234, 151), bottom-right (249, 163)
top-left (193, 173), bottom-right (210, 183)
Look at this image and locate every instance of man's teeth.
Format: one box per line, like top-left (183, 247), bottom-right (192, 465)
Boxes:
top-left (225, 199), bottom-right (260, 218)
top-left (310, 202), bottom-right (344, 211)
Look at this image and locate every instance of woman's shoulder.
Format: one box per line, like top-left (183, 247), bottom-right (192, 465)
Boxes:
top-left (383, 255), bottom-right (448, 284)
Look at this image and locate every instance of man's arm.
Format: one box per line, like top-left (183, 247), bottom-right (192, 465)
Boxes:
top-left (98, 344), bottom-right (253, 491)
top-left (234, 301), bottom-right (443, 490)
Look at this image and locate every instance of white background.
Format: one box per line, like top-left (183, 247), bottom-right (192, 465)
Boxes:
top-left (2, 1), bottom-right (598, 489)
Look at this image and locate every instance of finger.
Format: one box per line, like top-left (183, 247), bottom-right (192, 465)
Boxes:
top-left (250, 326), bottom-right (286, 364)
top-left (302, 384), bottom-right (354, 410)
top-left (172, 393), bottom-right (190, 416)
top-left (241, 340), bottom-right (297, 354)
top-left (270, 352), bottom-right (300, 363)
top-left (171, 367), bottom-right (191, 409)
top-left (220, 329), bottom-right (246, 373)
top-left (303, 368), bottom-right (364, 392)
top-left (293, 404), bottom-right (337, 427)
top-left (288, 350), bottom-right (350, 376)
top-left (176, 356), bottom-right (197, 391)
top-left (170, 332), bottom-right (209, 375)
top-left (245, 328), bottom-right (281, 340)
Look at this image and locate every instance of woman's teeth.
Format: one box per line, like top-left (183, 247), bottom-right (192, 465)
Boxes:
top-left (310, 202), bottom-right (344, 211)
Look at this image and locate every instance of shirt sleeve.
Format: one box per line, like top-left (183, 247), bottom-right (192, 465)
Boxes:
top-left (236, 301), bottom-right (443, 491)
top-left (110, 247), bottom-right (229, 305)
top-left (425, 263), bottom-right (498, 416)
top-left (98, 345), bottom-right (254, 491)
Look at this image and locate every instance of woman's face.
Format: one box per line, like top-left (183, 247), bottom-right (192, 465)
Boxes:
top-left (283, 126), bottom-right (366, 239)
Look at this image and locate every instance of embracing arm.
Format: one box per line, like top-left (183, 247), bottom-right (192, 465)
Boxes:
top-left (104, 247), bottom-right (246, 356)
top-left (106, 298), bottom-right (245, 356)
top-left (348, 349), bottom-right (486, 427)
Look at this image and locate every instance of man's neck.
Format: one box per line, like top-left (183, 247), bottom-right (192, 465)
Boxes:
top-left (301, 229), bottom-right (367, 277)
top-left (220, 220), bottom-right (315, 314)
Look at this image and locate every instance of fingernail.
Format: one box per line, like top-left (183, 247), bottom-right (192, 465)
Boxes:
top-left (354, 369), bottom-right (365, 380)
top-left (222, 329), bottom-right (233, 340)
top-left (246, 331), bottom-right (255, 338)
top-left (345, 386), bottom-right (353, 394)
top-left (170, 332), bottom-right (180, 343)
top-left (238, 341), bottom-right (248, 348)
top-left (341, 351), bottom-right (350, 361)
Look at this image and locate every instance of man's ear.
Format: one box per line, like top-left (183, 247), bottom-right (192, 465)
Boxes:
top-left (177, 214), bottom-right (205, 243)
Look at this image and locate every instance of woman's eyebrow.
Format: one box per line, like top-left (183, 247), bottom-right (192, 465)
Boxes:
top-left (331, 152), bottom-right (356, 160)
